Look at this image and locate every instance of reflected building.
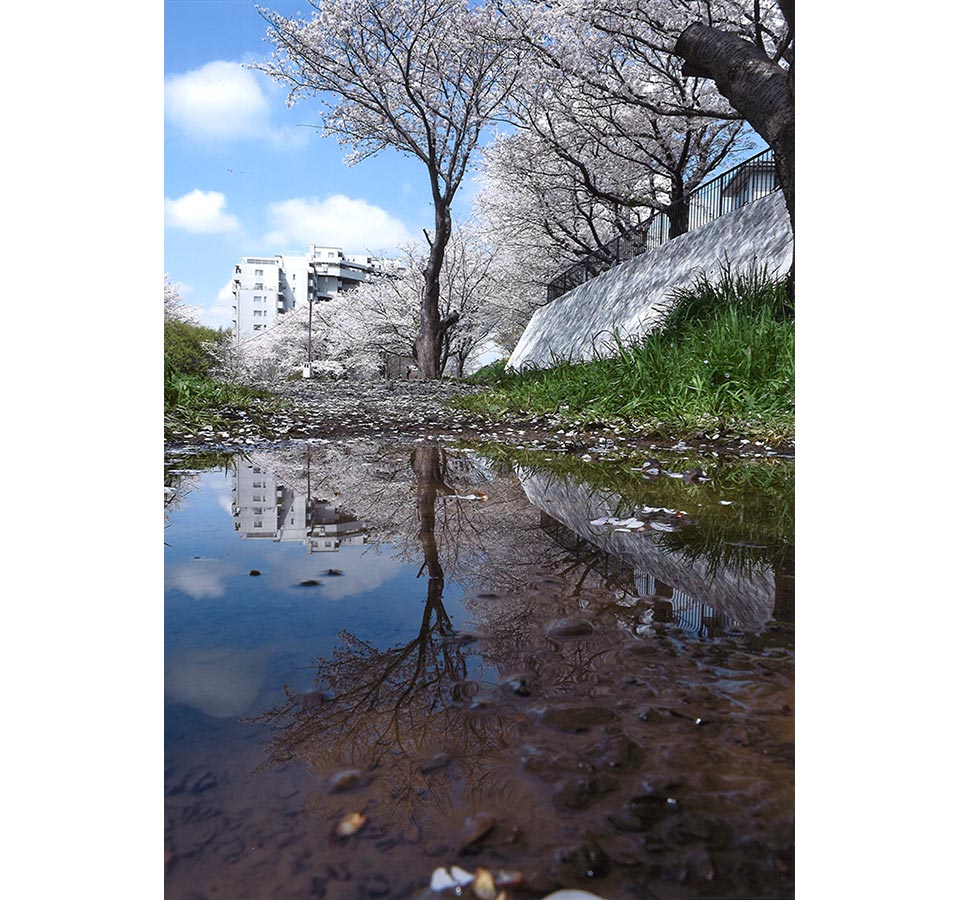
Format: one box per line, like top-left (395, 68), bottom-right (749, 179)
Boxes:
top-left (231, 461), bottom-right (367, 552)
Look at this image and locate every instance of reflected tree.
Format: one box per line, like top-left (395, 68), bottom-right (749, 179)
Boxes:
top-left (244, 442), bottom-right (793, 892)
top-left (254, 446), bottom-right (535, 838)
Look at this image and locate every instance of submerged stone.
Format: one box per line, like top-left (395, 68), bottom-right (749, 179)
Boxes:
top-left (546, 616), bottom-right (595, 638)
top-left (555, 841), bottom-right (611, 880)
top-left (328, 769), bottom-right (366, 792)
top-left (552, 774), bottom-right (619, 811)
top-left (540, 706), bottom-right (618, 733)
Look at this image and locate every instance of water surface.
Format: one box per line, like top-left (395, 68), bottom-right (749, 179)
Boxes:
top-left (165, 440), bottom-right (794, 899)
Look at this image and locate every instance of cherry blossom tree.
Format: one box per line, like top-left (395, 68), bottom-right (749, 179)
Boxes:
top-left (164, 274), bottom-right (199, 323)
top-left (256, 0), bottom-right (521, 378)
top-left (313, 224), bottom-right (515, 377)
top-left (213, 303), bottom-right (319, 382)
top-left (674, 0), bottom-right (794, 231)
top-left (476, 127), bottom-right (653, 295)
top-left (492, 0), bottom-right (756, 244)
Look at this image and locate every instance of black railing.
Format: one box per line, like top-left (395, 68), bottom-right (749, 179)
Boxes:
top-left (545, 148), bottom-right (780, 302)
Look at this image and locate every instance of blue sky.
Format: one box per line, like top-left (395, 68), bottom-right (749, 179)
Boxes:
top-left (165, 0), bottom-right (480, 328)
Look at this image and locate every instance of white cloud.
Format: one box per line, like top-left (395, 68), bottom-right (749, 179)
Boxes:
top-left (165, 189), bottom-right (241, 233)
top-left (263, 195), bottom-right (414, 254)
top-left (166, 60), bottom-right (281, 144)
top-left (166, 61), bottom-right (267, 140)
top-left (197, 280), bottom-right (239, 330)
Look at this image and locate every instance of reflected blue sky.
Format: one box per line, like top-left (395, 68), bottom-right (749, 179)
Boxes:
top-left (165, 466), bottom-right (471, 728)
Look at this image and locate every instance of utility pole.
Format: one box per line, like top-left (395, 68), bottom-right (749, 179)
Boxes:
top-left (304, 296), bottom-right (313, 379)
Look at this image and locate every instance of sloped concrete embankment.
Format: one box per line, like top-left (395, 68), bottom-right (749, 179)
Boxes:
top-left (508, 191), bottom-right (793, 370)
top-left (518, 468), bottom-right (776, 630)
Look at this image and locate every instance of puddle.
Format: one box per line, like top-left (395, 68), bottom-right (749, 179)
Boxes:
top-left (165, 440), bottom-right (794, 899)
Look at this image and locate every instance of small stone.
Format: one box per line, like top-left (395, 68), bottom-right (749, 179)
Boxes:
top-left (420, 752), bottom-right (452, 774)
top-left (545, 617), bottom-right (594, 638)
top-left (540, 706), bottom-right (617, 733)
top-left (556, 841), bottom-right (611, 880)
top-left (449, 866), bottom-right (475, 886)
top-left (503, 674), bottom-right (533, 697)
top-left (329, 769), bottom-right (364, 792)
top-left (472, 868), bottom-right (497, 899)
top-left (552, 775), bottom-right (618, 811)
top-left (335, 812), bottom-right (366, 837)
top-left (458, 812), bottom-right (495, 851)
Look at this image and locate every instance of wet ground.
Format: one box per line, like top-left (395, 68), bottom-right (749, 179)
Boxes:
top-left (165, 435), bottom-right (794, 900)
top-left (163, 379), bottom-right (795, 461)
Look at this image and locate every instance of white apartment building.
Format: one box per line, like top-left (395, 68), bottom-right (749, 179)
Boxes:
top-left (231, 244), bottom-right (402, 339)
top-left (232, 460), bottom-right (367, 551)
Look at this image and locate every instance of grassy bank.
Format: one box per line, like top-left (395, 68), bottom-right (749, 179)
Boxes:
top-left (164, 373), bottom-right (285, 434)
top-left (164, 318), bottom-right (285, 438)
top-left (460, 270), bottom-right (794, 441)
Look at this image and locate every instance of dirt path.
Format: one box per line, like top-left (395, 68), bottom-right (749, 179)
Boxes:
top-left (164, 378), bottom-right (794, 461)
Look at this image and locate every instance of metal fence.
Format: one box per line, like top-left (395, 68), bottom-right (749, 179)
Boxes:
top-left (545, 148), bottom-right (780, 302)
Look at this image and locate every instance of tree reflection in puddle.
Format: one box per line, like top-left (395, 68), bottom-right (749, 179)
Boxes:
top-left (222, 441), bottom-right (795, 899)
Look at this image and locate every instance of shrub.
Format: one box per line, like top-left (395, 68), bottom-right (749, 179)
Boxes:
top-left (164, 319), bottom-right (229, 378)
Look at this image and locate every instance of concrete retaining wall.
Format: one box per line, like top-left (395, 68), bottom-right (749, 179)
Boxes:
top-left (517, 468), bottom-right (775, 630)
top-left (507, 191), bottom-right (793, 370)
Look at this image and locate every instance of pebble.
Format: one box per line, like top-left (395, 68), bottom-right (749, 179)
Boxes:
top-left (540, 706), bottom-right (617, 733)
top-left (545, 616), bottom-right (595, 638)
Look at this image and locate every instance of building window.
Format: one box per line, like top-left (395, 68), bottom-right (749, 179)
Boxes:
top-left (254, 282), bottom-right (264, 290)
top-left (253, 324), bottom-right (264, 331)
top-left (254, 295), bottom-right (265, 303)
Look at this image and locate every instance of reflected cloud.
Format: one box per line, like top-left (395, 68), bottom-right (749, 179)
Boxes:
top-left (166, 558), bottom-right (233, 600)
top-left (261, 549), bottom-right (407, 600)
top-left (166, 646), bottom-right (269, 718)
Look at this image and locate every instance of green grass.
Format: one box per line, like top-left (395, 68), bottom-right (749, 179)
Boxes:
top-left (164, 316), bottom-right (287, 438)
top-left (459, 269), bottom-right (794, 441)
top-left (164, 373), bottom-right (285, 435)
top-left (467, 358), bottom-right (509, 385)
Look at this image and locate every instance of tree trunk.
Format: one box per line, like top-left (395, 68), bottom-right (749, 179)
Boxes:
top-left (667, 178), bottom-right (690, 239)
top-left (411, 446), bottom-right (453, 582)
top-left (415, 203), bottom-right (456, 379)
top-left (674, 23), bottom-right (794, 235)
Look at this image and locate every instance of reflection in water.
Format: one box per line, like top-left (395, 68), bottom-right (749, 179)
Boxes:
top-left (523, 468), bottom-right (794, 636)
top-left (165, 442), bottom-right (794, 900)
top-left (232, 448), bottom-right (368, 551)
top-left (257, 446), bottom-right (531, 845)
